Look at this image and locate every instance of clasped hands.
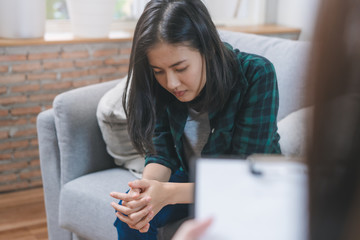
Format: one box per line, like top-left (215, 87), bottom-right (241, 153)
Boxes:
top-left (110, 179), bottom-right (167, 233)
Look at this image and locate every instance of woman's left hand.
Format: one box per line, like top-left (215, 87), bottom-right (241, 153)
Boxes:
top-left (111, 179), bottom-right (170, 232)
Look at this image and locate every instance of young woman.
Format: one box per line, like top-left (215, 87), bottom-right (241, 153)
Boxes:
top-left (110, 0), bottom-right (281, 239)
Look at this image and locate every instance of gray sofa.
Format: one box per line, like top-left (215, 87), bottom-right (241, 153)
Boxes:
top-left (37, 30), bottom-right (311, 240)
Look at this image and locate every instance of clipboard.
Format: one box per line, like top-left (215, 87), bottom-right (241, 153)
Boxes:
top-left (192, 155), bottom-right (308, 240)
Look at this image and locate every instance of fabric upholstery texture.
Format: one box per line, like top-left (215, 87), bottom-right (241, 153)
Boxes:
top-left (37, 110), bottom-right (72, 240)
top-left (96, 76), bottom-right (144, 177)
top-left (53, 80), bottom-right (117, 185)
top-left (59, 168), bottom-right (136, 240)
top-left (278, 106), bottom-right (314, 156)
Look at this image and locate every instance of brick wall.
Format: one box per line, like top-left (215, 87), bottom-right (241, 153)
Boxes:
top-left (0, 40), bottom-right (132, 193)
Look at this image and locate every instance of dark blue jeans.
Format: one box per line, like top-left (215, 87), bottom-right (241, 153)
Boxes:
top-left (114, 170), bottom-right (190, 240)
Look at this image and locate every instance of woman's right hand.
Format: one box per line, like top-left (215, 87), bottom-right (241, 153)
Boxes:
top-left (110, 163), bottom-right (174, 233)
top-left (110, 187), bottom-right (154, 232)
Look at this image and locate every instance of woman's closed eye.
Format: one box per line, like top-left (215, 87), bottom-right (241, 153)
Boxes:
top-left (153, 69), bottom-right (164, 75)
top-left (175, 67), bottom-right (188, 73)
top-left (153, 67), bottom-right (187, 75)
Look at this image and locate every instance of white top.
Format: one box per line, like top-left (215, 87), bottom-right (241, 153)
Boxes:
top-left (183, 108), bottom-right (210, 160)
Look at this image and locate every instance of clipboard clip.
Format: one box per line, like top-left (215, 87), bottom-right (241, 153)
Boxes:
top-left (247, 154), bottom-right (307, 177)
top-left (249, 158), bottom-right (263, 176)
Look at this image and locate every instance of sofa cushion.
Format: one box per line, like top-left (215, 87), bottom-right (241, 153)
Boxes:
top-left (96, 76), bottom-right (145, 178)
top-left (59, 168), bottom-right (136, 240)
top-left (278, 106), bottom-right (314, 156)
top-left (59, 168), bottom-right (186, 240)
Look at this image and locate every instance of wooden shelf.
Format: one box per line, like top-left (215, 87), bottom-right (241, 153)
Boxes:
top-left (218, 24), bottom-right (300, 34)
top-left (0, 31), bottom-right (133, 47)
top-left (218, 24), bottom-right (301, 40)
top-left (0, 24), bottom-right (301, 47)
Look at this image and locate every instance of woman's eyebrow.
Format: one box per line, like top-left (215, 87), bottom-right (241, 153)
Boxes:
top-left (150, 60), bottom-right (186, 69)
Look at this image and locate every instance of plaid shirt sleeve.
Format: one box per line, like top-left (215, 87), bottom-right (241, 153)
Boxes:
top-left (145, 108), bottom-right (181, 173)
top-left (231, 53), bottom-right (281, 155)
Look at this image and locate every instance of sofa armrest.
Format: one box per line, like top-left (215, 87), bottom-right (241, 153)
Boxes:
top-left (53, 80), bottom-right (120, 185)
top-left (37, 109), bottom-right (72, 240)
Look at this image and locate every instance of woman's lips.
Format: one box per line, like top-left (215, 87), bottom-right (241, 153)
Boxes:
top-left (174, 90), bottom-right (186, 98)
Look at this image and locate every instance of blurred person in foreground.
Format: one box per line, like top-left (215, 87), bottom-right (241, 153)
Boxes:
top-left (307, 0), bottom-right (360, 239)
top-left (172, 0), bottom-right (360, 239)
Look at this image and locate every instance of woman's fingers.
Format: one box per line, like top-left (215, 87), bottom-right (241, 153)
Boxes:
top-left (128, 179), bottom-right (150, 190)
top-left (110, 191), bottom-right (139, 202)
top-left (111, 202), bottom-right (135, 216)
top-left (111, 195), bottom-right (151, 214)
top-left (139, 223), bottom-right (150, 233)
top-left (127, 205), bottom-right (153, 224)
top-left (126, 196), bottom-right (151, 209)
top-left (116, 209), bottom-right (154, 230)
top-left (129, 210), bottom-right (154, 231)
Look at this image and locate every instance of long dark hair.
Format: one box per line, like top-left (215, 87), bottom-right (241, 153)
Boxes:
top-left (307, 0), bottom-right (360, 239)
top-left (123, 0), bottom-right (238, 155)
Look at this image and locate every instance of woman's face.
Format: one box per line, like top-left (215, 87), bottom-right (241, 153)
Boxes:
top-left (147, 43), bottom-right (206, 102)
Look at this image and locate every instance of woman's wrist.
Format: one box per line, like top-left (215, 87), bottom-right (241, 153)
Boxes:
top-left (142, 163), bottom-right (171, 182)
top-left (163, 182), bottom-right (194, 205)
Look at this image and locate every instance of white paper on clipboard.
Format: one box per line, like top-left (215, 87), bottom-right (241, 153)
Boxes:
top-left (194, 157), bottom-right (308, 240)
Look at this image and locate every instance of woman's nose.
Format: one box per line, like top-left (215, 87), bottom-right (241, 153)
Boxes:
top-left (166, 72), bottom-right (181, 90)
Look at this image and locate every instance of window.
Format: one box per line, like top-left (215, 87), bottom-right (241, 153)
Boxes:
top-left (46, 0), bottom-right (148, 20)
top-left (46, 0), bottom-right (68, 19)
top-left (45, 0), bottom-right (268, 34)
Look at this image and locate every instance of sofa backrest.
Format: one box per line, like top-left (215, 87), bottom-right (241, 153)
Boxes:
top-left (219, 30), bottom-right (311, 121)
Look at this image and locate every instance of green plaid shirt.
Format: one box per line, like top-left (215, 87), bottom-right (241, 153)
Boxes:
top-left (145, 45), bottom-right (281, 173)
